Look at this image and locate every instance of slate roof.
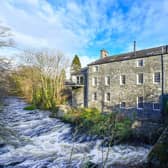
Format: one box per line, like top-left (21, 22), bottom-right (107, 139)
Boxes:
top-left (88, 45), bottom-right (168, 66)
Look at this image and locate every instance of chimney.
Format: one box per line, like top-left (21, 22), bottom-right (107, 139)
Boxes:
top-left (100, 49), bottom-right (108, 58)
top-left (162, 46), bottom-right (164, 54)
top-left (133, 41), bottom-right (136, 56)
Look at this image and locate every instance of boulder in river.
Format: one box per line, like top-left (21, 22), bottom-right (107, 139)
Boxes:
top-left (147, 126), bottom-right (168, 168)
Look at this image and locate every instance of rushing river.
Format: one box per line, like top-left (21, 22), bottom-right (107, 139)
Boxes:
top-left (0, 97), bottom-right (151, 168)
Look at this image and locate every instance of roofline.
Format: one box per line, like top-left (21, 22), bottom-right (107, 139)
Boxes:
top-left (88, 45), bottom-right (168, 66)
top-left (88, 53), bottom-right (162, 66)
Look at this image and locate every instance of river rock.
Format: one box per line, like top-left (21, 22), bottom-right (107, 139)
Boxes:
top-left (83, 161), bottom-right (98, 168)
top-left (56, 105), bottom-right (71, 117)
top-left (147, 126), bottom-right (168, 168)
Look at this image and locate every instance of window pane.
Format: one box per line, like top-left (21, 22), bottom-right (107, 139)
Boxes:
top-left (153, 103), bottom-right (160, 110)
top-left (80, 76), bottom-right (83, 84)
top-left (138, 96), bottom-right (143, 108)
top-left (94, 92), bottom-right (97, 100)
top-left (137, 60), bottom-right (143, 67)
top-left (107, 93), bottom-right (110, 101)
top-left (120, 75), bottom-right (126, 85)
top-left (122, 75), bottom-right (126, 84)
top-left (154, 72), bottom-right (160, 83)
top-left (138, 73), bottom-right (143, 84)
top-left (77, 76), bottom-right (80, 84)
top-left (105, 76), bottom-right (110, 85)
top-left (93, 66), bottom-right (99, 72)
top-left (107, 76), bottom-right (110, 85)
top-left (95, 77), bottom-right (97, 85)
top-left (92, 77), bottom-right (97, 86)
top-left (105, 93), bottom-right (110, 101)
top-left (92, 92), bottom-right (97, 101)
top-left (120, 102), bottom-right (126, 108)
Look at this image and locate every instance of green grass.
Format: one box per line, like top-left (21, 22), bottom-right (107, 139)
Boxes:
top-left (23, 104), bottom-right (36, 110)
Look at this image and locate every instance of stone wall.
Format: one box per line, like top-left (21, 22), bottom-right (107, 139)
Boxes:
top-left (88, 54), bottom-right (168, 120)
top-left (72, 87), bottom-right (84, 107)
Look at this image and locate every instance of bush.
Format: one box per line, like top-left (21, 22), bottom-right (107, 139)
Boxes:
top-left (61, 107), bottom-right (132, 143)
top-left (23, 104), bottom-right (36, 110)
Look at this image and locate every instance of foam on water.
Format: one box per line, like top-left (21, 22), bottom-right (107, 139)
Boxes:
top-left (0, 97), bottom-right (151, 168)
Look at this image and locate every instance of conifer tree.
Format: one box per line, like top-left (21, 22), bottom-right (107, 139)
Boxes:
top-left (71, 55), bottom-right (81, 73)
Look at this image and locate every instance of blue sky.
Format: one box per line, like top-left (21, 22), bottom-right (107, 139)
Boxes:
top-left (0, 0), bottom-right (168, 66)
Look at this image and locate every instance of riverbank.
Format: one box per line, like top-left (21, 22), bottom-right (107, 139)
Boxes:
top-left (0, 97), bottom-right (151, 168)
top-left (48, 105), bottom-right (164, 146)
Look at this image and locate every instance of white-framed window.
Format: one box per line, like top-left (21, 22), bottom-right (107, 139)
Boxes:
top-left (105, 92), bottom-right (110, 102)
top-left (120, 75), bottom-right (126, 85)
top-left (92, 77), bottom-right (98, 86)
top-left (153, 103), bottom-right (160, 111)
top-left (105, 76), bottom-right (110, 86)
top-left (80, 76), bottom-right (84, 84)
top-left (93, 65), bottom-right (99, 72)
top-left (137, 73), bottom-right (144, 84)
top-left (92, 92), bottom-right (97, 101)
top-left (153, 72), bottom-right (160, 84)
top-left (137, 59), bottom-right (144, 67)
top-left (120, 102), bottom-right (126, 108)
top-left (77, 76), bottom-right (80, 84)
top-left (137, 96), bottom-right (144, 109)
top-left (76, 76), bottom-right (84, 84)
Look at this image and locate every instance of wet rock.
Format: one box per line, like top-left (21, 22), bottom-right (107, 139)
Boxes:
top-left (83, 161), bottom-right (98, 168)
top-left (147, 126), bottom-right (168, 168)
top-left (55, 105), bottom-right (71, 118)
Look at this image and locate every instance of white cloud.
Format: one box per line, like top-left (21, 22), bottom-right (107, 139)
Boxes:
top-left (14, 31), bottom-right (48, 48)
top-left (0, 0), bottom-right (168, 63)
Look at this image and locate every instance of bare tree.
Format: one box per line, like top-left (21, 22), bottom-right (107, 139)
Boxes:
top-left (13, 49), bottom-right (69, 109)
top-left (0, 57), bottom-right (11, 100)
top-left (0, 21), bottom-right (14, 101)
top-left (0, 21), bottom-right (14, 47)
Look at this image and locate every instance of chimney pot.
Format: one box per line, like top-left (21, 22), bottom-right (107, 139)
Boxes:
top-left (100, 49), bottom-right (108, 58)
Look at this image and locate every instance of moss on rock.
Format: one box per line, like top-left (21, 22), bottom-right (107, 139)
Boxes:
top-left (147, 127), bottom-right (168, 168)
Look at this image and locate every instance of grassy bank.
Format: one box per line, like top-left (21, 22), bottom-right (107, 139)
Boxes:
top-left (59, 107), bottom-right (133, 144)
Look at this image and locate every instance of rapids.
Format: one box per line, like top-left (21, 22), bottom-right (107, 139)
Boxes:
top-left (0, 97), bottom-right (151, 168)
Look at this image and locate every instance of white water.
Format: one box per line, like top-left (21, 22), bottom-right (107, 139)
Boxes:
top-left (0, 97), bottom-right (150, 168)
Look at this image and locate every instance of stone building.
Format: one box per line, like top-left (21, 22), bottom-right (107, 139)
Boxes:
top-left (69, 45), bottom-right (168, 120)
top-left (66, 67), bottom-right (88, 107)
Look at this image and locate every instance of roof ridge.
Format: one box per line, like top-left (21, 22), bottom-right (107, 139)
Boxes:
top-left (88, 45), bottom-right (167, 66)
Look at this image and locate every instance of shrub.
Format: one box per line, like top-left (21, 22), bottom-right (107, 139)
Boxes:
top-left (61, 107), bottom-right (132, 143)
top-left (23, 104), bottom-right (36, 110)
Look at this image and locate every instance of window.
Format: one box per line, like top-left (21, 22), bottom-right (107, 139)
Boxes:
top-left (92, 92), bottom-right (97, 101)
top-left (137, 59), bottom-right (144, 67)
top-left (105, 92), bottom-right (110, 102)
top-left (120, 102), bottom-right (126, 108)
top-left (153, 103), bottom-right (160, 110)
top-left (77, 76), bottom-right (80, 84)
top-left (154, 72), bottom-right (160, 84)
top-left (137, 96), bottom-right (144, 109)
top-left (93, 66), bottom-right (99, 72)
top-left (92, 77), bottom-right (98, 86)
top-left (80, 76), bottom-right (84, 84)
top-left (137, 73), bottom-right (143, 84)
top-left (105, 76), bottom-right (110, 86)
top-left (76, 76), bottom-right (84, 84)
top-left (120, 75), bottom-right (126, 85)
